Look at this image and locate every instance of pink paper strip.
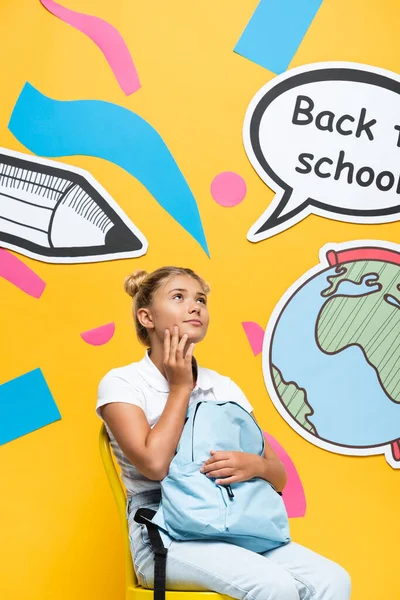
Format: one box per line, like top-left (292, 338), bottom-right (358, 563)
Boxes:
top-left (242, 321), bottom-right (264, 356)
top-left (80, 322), bottom-right (115, 346)
top-left (264, 432), bottom-right (306, 518)
top-left (0, 249), bottom-right (46, 298)
top-left (40, 0), bottom-right (140, 95)
top-left (327, 247), bottom-right (400, 268)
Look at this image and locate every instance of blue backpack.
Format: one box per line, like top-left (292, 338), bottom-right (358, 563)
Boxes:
top-left (134, 401), bottom-right (290, 599)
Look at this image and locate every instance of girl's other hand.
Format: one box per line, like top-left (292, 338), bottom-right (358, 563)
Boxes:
top-left (200, 450), bottom-right (260, 484)
top-left (163, 326), bottom-right (195, 393)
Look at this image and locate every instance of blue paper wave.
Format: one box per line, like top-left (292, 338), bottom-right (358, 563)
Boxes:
top-left (9, 83), bottom-right (209, 255)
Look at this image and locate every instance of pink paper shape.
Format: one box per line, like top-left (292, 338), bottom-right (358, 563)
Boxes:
top-left (0, 249), bottom-right (46, 298)
top-left (210, 172), bottom-right (247, 207)
top-left (80, 322), bottom-right (115, 346)
top-left (264, 432), bottom-right (306, 518)
top-left (391, 440), bottom-right (400, 462)
top-left (40, 0), bottom-right (140, 95)
top-left (242, 321), bottom-right (264, 356)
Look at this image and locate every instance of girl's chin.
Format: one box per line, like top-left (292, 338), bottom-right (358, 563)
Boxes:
top-left (185, 332), bottom-right (204, 342)
top-left (156, 329), bottom-right (206, 343)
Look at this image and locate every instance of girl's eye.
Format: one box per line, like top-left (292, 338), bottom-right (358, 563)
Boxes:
top-left (172, 294), bottom-right (206, 304)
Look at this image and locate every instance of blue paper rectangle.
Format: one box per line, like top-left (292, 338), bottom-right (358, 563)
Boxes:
top-left (234, 0), bottom-right (324, 74)
top-left (0, 368), bottom-right (61, 445)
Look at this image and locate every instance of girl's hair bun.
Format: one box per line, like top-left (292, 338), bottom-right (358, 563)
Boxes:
top-left (124, 270), bottom-right (148, 298)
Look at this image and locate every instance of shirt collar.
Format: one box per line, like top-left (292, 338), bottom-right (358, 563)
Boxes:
top-left (137, 349), bottom-right (213, 393)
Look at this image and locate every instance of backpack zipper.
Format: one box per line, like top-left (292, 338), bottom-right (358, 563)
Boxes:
top-left (217, 484), bottom-right (234, 531)
top-left (191, 402), bottom-right (202, 461)
top-left (226, 485), bottom-right (234, 500)
top-left (191, 402), bottom-right (234, 502)
top-left (217, 484), bottom-right (228, 530)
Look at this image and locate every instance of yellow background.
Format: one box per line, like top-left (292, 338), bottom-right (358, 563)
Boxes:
top-left (0, 1), bottom-right (399, 598)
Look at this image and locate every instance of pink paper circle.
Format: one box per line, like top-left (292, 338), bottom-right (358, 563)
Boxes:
top-left (210, 172), bottom-right (247, 207)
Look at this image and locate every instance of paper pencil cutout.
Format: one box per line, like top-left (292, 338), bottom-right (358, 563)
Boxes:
top-left (0, 147), bottom-right (147, 263)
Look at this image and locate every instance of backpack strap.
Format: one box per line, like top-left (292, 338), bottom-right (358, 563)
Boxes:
top-left (134, 508), bottom-right (167, 600)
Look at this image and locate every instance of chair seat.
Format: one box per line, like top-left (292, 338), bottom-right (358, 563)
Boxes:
top-left (127, 585), bottom-right (231, 600)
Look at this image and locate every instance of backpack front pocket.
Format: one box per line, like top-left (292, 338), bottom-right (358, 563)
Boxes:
top-left (225, 478), bottom-right (290, 544)
top-left (160, 461), bottom-right (222, 537)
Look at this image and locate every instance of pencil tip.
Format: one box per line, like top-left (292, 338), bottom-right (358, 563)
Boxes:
top-left (105, 222), bottom-right (144, 252)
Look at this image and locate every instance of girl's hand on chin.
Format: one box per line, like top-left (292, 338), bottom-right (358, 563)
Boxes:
top-left (163, 326), bottom-right (195, 393)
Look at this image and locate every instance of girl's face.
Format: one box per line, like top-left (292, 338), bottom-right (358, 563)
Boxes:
top-left (146, 275), bottom-right (209, 344)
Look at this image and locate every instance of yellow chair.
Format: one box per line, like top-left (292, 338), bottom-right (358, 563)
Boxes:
top-left (99, 423), bottom-right (230, 600)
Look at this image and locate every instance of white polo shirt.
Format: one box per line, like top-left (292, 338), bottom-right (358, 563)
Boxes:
top-left (96, 350), bottom-right (254, 497)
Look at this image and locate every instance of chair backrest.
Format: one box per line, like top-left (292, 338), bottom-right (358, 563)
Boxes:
top-left (99, 423), bottom-right (138, 589)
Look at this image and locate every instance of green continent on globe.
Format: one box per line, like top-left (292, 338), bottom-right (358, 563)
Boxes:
top-left (272, 365), bottom-right (317, 434)
top-left (317, 260), bottom-right (400, 403)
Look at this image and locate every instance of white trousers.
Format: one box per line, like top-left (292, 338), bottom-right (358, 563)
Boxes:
top-left (127, 491), bottom-right (351, 600)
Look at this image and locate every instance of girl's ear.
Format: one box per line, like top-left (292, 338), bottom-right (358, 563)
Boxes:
top-left (137, 307), bottom-right (155, 330)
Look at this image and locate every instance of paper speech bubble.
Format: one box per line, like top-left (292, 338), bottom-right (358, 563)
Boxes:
top-left (244, 62), bottom-right (400, 241)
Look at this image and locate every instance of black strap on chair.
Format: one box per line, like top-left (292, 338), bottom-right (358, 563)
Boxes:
top-left (134, 508), bottom-right (167, 600)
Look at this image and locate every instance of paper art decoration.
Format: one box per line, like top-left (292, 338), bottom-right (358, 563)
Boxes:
top-left (40, 0), bottom-right (140, 95)
top-left (0, 368), bottom-right (61, 446)
top-left (80, 322), bottom-right (115, 345)
top-left (210, 172), bottom-right (247, 207)
top-left (234, 0), bottom-right (324, 74)
top-left (0, 249), bottom-right (46, 297)
top-left (242, 321), bottom-right (264, 356)
top-left (244, 62), bottom-right (400, 241)
top-left (9, 83), bottom-right (209, 256)
top-left (264, 432), bottom-right (306, 518)
top-left (0, 147), bottom-right (147, 264)
top-left (264, 240), bottom-right (400, 469)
